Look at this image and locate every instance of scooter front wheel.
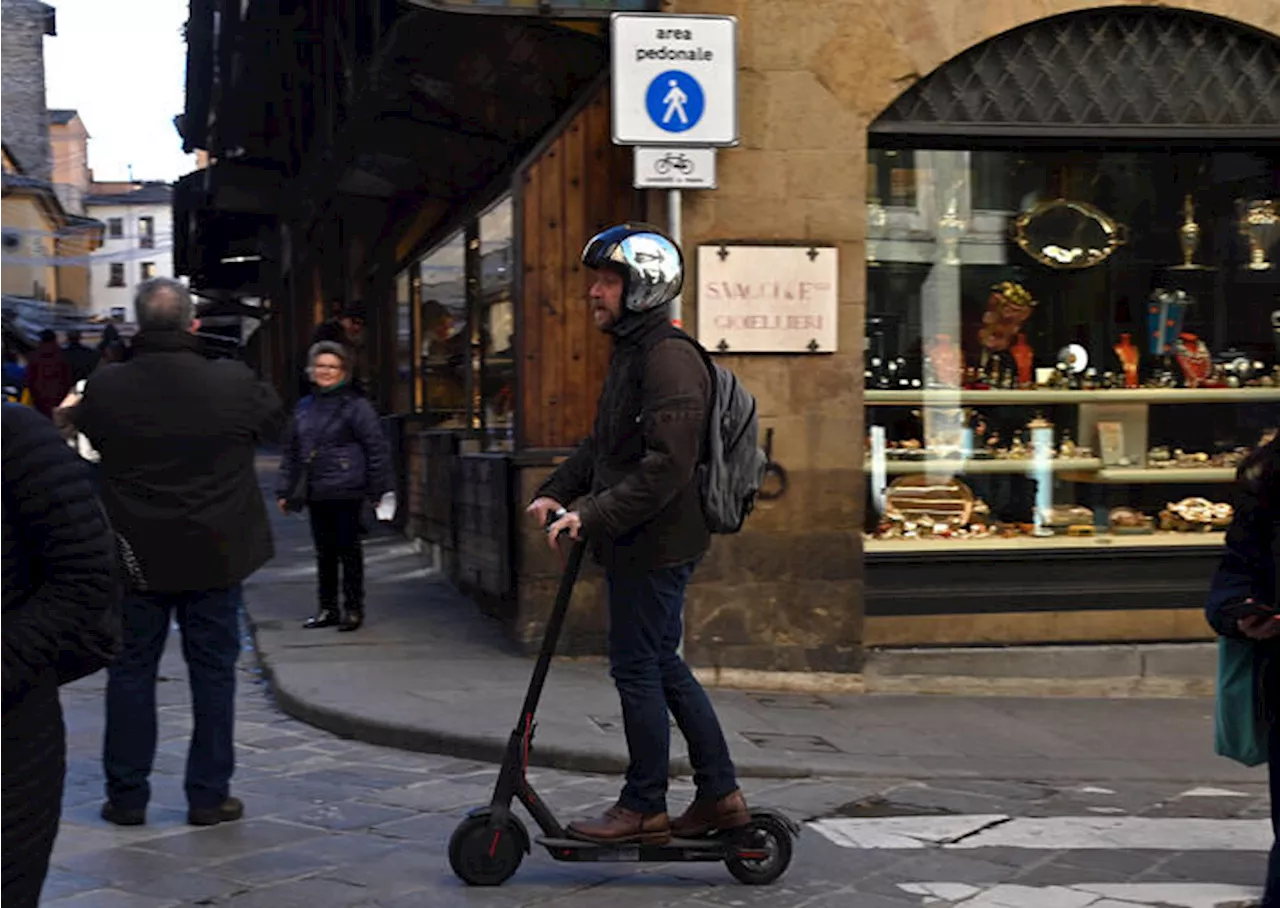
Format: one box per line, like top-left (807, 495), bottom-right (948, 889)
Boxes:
top-left (448, 813), bottom-right (525, 886)
top-left (725, 814), bottom-right (794, 886)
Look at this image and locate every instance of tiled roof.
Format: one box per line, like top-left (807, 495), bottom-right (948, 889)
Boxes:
top-left (85, 182), bottom-right (172, 206)
top-left (2, 172), bottom-right (56, 193)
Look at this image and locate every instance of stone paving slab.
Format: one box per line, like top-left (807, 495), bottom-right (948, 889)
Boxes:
top-left (42, 625), bottom-right (1273, 907)
top-left (244, 459), bottom-right (1263, 786)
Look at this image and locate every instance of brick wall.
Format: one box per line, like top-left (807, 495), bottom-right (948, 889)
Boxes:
top-left (1, 0), bottom-right (55, 182)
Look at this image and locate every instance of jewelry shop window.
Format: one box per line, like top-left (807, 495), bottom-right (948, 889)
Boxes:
top-left (479, 196), bottom-right (515, 450)
top-left (864, 148), bottom-right (1280, 554)
top-left (418, 231), bottom-right (469, 427)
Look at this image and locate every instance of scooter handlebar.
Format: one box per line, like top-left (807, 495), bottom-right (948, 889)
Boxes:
top-left (545, 507), bottom-right (572, 541)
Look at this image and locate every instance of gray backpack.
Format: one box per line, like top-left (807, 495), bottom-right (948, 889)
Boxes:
top-left (646, 326), bottom-right (767, 534)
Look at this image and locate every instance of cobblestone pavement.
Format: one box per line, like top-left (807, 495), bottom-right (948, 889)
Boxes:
top-left (41, 630), bottom-right (1273, 907)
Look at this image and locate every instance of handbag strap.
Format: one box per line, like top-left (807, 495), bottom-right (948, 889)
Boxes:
top-left (303, 397), bottom-right (351, 464)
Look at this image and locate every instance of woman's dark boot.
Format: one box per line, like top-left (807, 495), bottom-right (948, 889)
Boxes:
top-left (303, 608), bottom-right (340, 629)
top-left (338, 609), bottom-right (363, 632)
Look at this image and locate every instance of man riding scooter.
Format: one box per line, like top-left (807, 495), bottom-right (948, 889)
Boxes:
top-left (527, 224), bottom-right (749, 846)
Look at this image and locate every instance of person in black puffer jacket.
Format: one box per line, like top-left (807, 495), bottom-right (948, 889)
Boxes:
top-left (277, 341), bottom-right (394, 632)
top-left (2, 403), bottom-right (120, 908)
top-left (1206, 433), bottom-right (1280, 905)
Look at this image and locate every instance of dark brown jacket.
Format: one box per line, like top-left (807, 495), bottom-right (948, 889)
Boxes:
top-left (538, 308), bottom-right (710, 571)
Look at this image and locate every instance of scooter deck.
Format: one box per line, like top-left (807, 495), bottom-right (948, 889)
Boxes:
top-left (536, 836), bottom-right (727, 862)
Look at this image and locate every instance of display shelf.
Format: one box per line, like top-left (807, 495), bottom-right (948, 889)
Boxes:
top-left (865, 387), bottom-right (1280, 406)
top-left (863, 531), bottom-right (1225, 555)
top-left (1060, 467), bottom-right (1238, 484)
top-left (867, 457), bottom-right (1102, 475)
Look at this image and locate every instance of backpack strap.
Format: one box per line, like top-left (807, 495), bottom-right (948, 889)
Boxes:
top-left (637, 321), bottom-right (717, 462)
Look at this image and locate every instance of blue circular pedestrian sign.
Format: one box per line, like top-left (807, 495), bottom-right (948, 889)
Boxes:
top-left (645, 70), bottom-right (704, 133)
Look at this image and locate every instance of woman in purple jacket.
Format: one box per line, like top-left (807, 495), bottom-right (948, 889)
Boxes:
top-left (277, 342), bottom-right (393, 632)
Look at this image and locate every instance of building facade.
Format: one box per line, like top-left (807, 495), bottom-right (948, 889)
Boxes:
top-left (1, 0), bottom-right (56, 184)
top-left (49, 109), bottom-right (91, 215)
top-left (86, 183), bottom-right (175, 323)
top-left (177, 0), bottom-right (1280, 676)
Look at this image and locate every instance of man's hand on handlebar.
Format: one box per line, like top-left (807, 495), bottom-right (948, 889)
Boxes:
top-left (545, 511), bottom-right (582, 549)
top-left (527, 496), bottom-right (565, 527)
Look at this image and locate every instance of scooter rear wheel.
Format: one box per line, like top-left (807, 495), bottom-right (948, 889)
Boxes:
top-left (448, 813), bottom-right (524, 886)
top-left (725, 814), bottom-right (793, 885)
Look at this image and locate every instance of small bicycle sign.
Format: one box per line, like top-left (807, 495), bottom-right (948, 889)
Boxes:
top-left (633, 147), bottom-right (717, 189)
top-left (654, 152), bottom-right (695, 176)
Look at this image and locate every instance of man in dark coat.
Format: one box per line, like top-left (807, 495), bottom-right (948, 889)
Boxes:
top-left (2, 402), bottom-right (120, 908)
top-left (528, 225), bottom-right (746, 846)
top-left (297, 299), bottom-right (366, 398)
top-left (25, 329), bottom-right (72, 417)
top-left (62, 329), bottom-right (98, 384)
top-left (66, 277), bottom-right (283, 828)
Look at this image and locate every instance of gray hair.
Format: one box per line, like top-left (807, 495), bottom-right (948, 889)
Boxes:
top-left (307, 341), bottom-right (350, 380)
top-left (134, 278), bottom-right (194, 331)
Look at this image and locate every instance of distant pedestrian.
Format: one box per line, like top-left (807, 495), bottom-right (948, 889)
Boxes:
top-left (2, 402), bottom-right (120, 908)
top-left (277, 341), bottom-right (393, 633)
top-left (25, 329), bottom-right (72, 417)
top-left (298, 300), bottom-right (366, 398)
top-left (2, 347), bottom-right (26, 399)
top-left (60, 277), bottom-right (283, 828)
top-left (62, 329), bottom-right (97, 384)
top-left (1206, 433), bottom-right (1279, 905)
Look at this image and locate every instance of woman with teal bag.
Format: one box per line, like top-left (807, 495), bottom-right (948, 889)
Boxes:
top-left (1206, 433), bottom-right (1279, 905)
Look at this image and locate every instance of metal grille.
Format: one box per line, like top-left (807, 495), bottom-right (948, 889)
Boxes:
top-left (872, 8), bottom-right (1280, 139)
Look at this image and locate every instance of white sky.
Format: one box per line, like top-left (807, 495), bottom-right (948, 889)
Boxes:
top-left (44, 0), bottom-right (196, 183)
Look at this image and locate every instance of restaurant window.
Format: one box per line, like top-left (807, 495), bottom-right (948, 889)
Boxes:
top-left (107, 217), bottom-right (123, 239)
top-left (138, 216), bottom-right (155, 249)
top-left (108, 263), bottom-right (125, 287)
top-left (140, 261), bottom-right (156, 280)
top-left (418, 231), bottom-right (468, 426)
top-left (864, 146), bottom-right (1280, 555)
top-left (479, 196), bottom-right (515, 449)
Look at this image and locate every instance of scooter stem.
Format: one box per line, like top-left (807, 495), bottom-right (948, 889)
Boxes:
top-left (517, 540), bottom-right (586, 721)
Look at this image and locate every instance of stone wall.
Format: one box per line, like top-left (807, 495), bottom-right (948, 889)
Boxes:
top-left (1, 0), bottom-right (55, 182)
top-left (648, 0), bottom-right (1279, 672)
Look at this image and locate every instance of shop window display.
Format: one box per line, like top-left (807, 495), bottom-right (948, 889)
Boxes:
top-left (418, 231), bottom-right (469, 425)
top-left (864, 148), bottom-right (1280, 552)
top-left (479, 196), bottom-right (515, 449)
top-left (392, 268), bottom-right (414, 415)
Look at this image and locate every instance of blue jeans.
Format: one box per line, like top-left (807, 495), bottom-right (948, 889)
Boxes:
top-left (104, 587), bottom-right (241, 811)
top-left (606, 561), bottom-right (737, 815)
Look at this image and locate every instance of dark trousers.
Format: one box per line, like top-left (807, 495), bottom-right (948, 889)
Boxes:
top-left (606, 560), bottom-right (738, 815)
top-left (308, 499), bottom-right (365, 612)
top-left (1267, 719), bottom-right (1280, 906)
top-left (2, 694), bottom-right (64, 908)
top-left (104, 587), bottom-right (241, 811)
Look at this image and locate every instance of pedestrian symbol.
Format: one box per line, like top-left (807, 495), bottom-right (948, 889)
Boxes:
top-left (645, 70), bottom-right (704, 134)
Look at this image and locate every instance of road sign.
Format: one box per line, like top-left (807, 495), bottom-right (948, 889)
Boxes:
top-left (633, 147), bottom-right (717, 189)
top-left (611, 14), bottom-right (737, 147)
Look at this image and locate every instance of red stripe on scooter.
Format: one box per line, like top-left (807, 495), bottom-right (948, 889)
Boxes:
top-left (489, 830), bottom-right (501, 857)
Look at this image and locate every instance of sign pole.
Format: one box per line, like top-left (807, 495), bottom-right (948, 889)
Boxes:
top-left (668, 187), bottom-right (683, 328)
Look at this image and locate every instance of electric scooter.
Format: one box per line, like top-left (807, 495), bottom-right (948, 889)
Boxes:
top-left (448, 526), bottom-right (799, 887)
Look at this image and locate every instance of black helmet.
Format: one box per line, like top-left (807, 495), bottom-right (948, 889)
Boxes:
top-left (581, 223), bottom-right (683, 313)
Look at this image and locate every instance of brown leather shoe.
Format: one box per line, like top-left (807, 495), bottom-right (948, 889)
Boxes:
top-left (670, 789), bottom-right (750, 838)
top-left (567, 804), bottom-right (671, 844)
